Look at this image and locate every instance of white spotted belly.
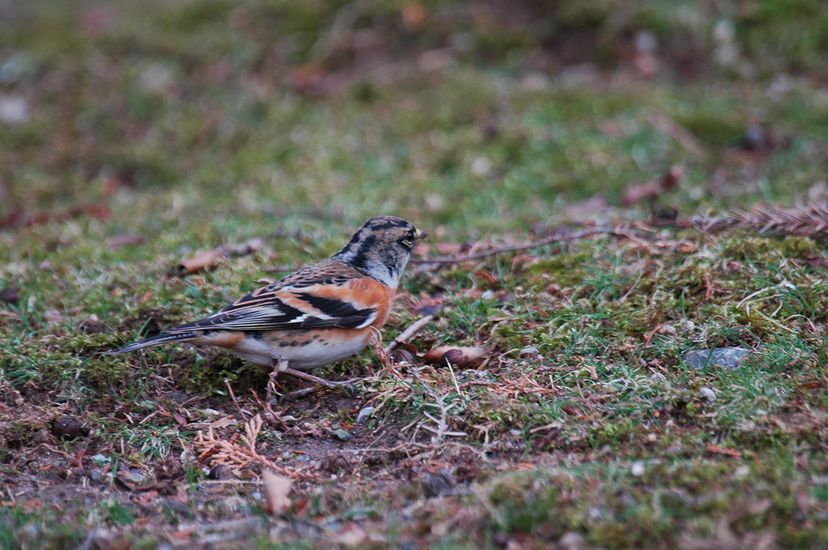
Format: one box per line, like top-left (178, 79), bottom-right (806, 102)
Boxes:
top-left (229, 332), bottom-right (371, 370)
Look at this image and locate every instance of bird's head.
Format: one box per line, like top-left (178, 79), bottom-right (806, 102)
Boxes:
top-left (334, 216), bottom-right (426, 288)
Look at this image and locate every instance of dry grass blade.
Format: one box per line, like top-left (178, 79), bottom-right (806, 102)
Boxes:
top-left (690, 204), bottom-right (828, 239)
top-left (384, 313), bottom-right (437, 353)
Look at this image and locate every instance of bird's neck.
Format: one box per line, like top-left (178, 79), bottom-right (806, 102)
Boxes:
top-left (333, 249), bottom-right (405, 288)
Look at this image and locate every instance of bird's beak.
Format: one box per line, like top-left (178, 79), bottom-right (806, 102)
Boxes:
top-left (416, 228), bottom-right (428, 241)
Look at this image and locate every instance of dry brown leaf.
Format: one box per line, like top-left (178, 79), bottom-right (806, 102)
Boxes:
top-left (622, 165), bottom-right (683, 206)
top-left (178, 249), bottom-right (223, 275)
top-left (424, 346), bottom-right (486, 368)
top-left (177, 238), bottom-right (263, 275)
top-left (262, 469), bottom-right (292, 515)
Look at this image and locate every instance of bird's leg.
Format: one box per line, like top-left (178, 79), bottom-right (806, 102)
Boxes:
top-left (266, 356), bottom-right (290, 403)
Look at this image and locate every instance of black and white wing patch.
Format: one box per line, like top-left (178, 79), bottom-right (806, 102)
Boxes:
top-left (169, 289), bottom-right (377, 333)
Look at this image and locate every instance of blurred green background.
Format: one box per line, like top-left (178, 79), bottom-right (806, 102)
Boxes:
top-left (2, 0), bottom-right (828, 241)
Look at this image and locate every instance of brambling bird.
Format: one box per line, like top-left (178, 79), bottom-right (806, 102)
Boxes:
top-left (110, 216), bottom-right (425, 389)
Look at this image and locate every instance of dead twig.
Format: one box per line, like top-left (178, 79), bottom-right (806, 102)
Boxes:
top-left (384, 313), bottom-right (437, 353)
top-left (690, 204), bottom-right (828, 239)
top-left (224, 378), bottom-right (249, 419)
top-left (411, 227), bottom-right (611, 265)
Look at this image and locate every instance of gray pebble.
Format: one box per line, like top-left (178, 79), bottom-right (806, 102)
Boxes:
top-left (699, 386), bottom-right (716, 403)
top-left (683, 347), bottom-right (750, 370)
top-left (122, 468), bottom-right (145, 484)
top-left (422, 471), bottom-right (454, 498)
top-left (356, 406), bottom-right (375, 424)
top-left (559, 531), bottom-right (588, 550)
top-left (519, 345), bottom-right (540, 357)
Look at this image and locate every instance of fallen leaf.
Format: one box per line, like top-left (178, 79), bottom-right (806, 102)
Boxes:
top-left (262, 470), bottom-right (292, 515)
top-left (177, 238), bottom-right (263, 275)
top-left (473, 269), bottom-right (499, 287)
top-left (424, 346), bottom-right (486, 368)
top-left (622, 165), bottom-right (683, 206)
top-left (177, 249), bottom-right (223, 275)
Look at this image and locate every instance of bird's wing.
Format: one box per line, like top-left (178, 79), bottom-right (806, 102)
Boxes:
top-left (169, 260), bottom-right (388, 332)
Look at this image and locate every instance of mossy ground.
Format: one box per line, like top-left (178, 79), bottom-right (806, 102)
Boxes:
top-left (1, 1), bottom-right (827, 548)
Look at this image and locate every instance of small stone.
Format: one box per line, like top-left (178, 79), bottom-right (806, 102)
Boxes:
top-left (139, 63), bottom-right (175, 94)
top-left (121, 468), bottom-right (145, 484)
top-left (208, 465), bottom-right (231, 480)
top-left (683, 347), bottom-right (751, 370)
top-left (31, 429), bottom-right (51, 445)
top-left (44, 308), bottom-right (63, 324)
top-left (321, 455), bottom-right (351, 474)
top-left (331, 428), bottom-right (352, 441)
top-left (0, 287), bottom-right (19, 304)
top-left (51, 416), bottom-right (89, 439)
top-left (390, 348), bottom-right (414, 364)
top-left (356, 406), bottom-right (375, 424)
top-left (631, 461), bottom-right (645, 476)
top-left (0, 95), bottom-right (29, 125)
top-left (744, 124), bottom-right (765, 151)
top-left (559, 531), bottom-right (588, 550)
top-left (421, 471), bottom-right (454, 498)
top-left (77, 316), bottom-right (106, 334)
top-left (91, 454), bottom-right (109, 466)
top-left (587, 506), bottom-right (603, 520)
top-left (0, 54), bottom-right (35, 85)
top-left (470, 156), bottom-right (492, 177)
top-left (519, 346), bottom-right (540, 357)
top-left (699, 386), bottom-right (716, 404)
top-left (90, 468), bottom-right (103, 482)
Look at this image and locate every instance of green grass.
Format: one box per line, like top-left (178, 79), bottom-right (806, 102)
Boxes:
top-left (1, 0), bottom-right (827, 548)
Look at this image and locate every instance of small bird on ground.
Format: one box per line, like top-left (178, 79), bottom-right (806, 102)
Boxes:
top-left (110, 216), bottom-right (425, 391)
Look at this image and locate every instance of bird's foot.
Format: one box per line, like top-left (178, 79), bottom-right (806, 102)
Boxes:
top-left (266, 357), bottom-right (290, 403)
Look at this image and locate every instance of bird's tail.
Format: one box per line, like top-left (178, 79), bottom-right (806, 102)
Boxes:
top-left (106, 331), bottom-right (197, 355)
